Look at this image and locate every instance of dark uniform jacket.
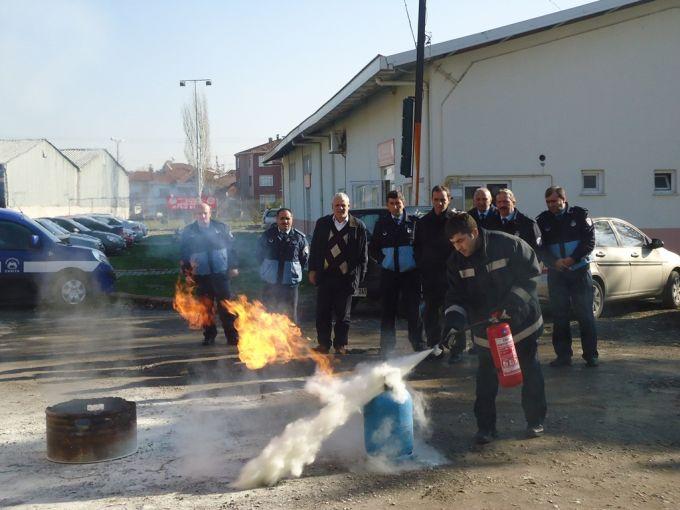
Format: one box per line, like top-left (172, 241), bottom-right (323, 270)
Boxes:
top-left (445, 229), bottom-right (543, 348)
top-left (369, 210), bottom-right (417, 273)
top-left (309, 214), bottom-right (368, 290)
top-left (487, 209), bottom-right (542, 252)
top-left (536, 205), bottom-right (595, 272)
top-left (180, 220), bottom-right (237, 275)
top-left (468, 205), bottom-right (497, 230)
top-left (257, 225), bottom-right (309, 286)
top-left (414, 208), bottom-right (454, 294)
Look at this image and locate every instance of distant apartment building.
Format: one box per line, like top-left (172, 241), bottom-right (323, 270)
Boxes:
top-left (234, 137), bottom-right (282, 207)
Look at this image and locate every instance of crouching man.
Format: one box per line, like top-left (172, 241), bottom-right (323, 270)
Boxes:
top-left (442, 213), bottom-right (547, 444)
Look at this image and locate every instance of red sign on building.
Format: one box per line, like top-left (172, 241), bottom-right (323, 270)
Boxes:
top-left (166, 196), bottom-right (217, 210)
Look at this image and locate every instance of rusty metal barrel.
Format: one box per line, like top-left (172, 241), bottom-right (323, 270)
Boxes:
top-left (46, 397), bottom-right (137, 463)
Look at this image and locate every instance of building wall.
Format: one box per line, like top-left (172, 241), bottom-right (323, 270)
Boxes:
top-left (5, 141), bottom-right (78, 217)
top-left (79, 152), bottom-right (130, 217)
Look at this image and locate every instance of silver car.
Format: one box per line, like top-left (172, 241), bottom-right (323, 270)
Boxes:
top-left (538, 217), bottom-right (680, 317)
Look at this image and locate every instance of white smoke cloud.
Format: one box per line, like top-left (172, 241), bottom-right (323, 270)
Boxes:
top-left (233, 350), bottom-right (431, 489)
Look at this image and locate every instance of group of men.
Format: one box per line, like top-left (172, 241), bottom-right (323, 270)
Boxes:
top-left (179, 183), bottom-right (598, 444)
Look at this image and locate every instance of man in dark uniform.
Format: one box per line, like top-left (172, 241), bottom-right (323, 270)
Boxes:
top-left (443, 212), bottom-right (547, 444)
top-left (536, 186), bottom-right (599, 368)
top-left (180, 202), bottom-right (239, 346)
top-left (414, 185), bottom-right (465, 361)
top-left (468, 187), bottom-right (497, 229)
top-left (491, 188), bottom-right (542, 251)
top-left (370, 190), bottom-right (424, 355)
top-left (309, 193), bottom-right (368, 355)
top-left (257, 208), bottom-right (308, 324)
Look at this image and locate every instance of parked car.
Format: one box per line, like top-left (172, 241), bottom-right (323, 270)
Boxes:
top-left (50, 217), bottom-right (126, 255)
top-left (262, 208), bottom-right (278, 228)
top-left (71, 216), bottom-right (134, 247)
top-left (0, 209), bottom-right (115, 306)
top-left (89, 213), bottom-right (147, 241)
top-left (35, 218), bottom-right (105, 252)
top-left (538, 217), bottom-right (680, 317)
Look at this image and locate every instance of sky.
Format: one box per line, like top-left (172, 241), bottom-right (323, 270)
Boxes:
top-left (0, 0), bottom-right (594, 172)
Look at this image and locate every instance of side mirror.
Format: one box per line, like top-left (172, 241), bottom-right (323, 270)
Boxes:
top-left (30, 234), bottom-right (41, 249)
top-left (649, 238), bottom-right (664, 249)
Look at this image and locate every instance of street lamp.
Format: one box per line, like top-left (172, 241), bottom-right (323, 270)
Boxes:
top-left (110, 137), bottom-right (124, 163)
top-left (180, 78), bottom-right (212, 198)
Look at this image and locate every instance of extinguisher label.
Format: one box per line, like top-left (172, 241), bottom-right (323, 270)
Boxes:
top-left (495, 334), bottom-right (521, 376)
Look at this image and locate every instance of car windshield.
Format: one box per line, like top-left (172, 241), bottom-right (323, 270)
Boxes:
top-left (351, 211), bottom-right (382, 235)
top-left (36, 218), bottom-right (69, 240)
top-left (266, 210), bottom-right (277, 218)
top-left (23, 216), bottom-right (61, 243)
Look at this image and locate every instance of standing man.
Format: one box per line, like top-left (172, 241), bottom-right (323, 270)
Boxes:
top-left (536, 186), bottom-right (598, 368)
top-left (371, 190), bottom-right (424, 355)
top-left (414, 185), bottom-right (465, 360)
top-left (309, 193), bottom-right (368, 355)
top-left (468, 187), bottom-right (497, 229)
top-left (493, 188), bottom-right (542, 251)
top-left (180, 202), bottom-right (239, 346)
top-left (443, 213), bottom-right (547, 444)
top-left (257, 208), bottom-right (308, 324)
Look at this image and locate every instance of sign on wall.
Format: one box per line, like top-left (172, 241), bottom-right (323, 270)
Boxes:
top-left (377, 139), bottom-right (395, 167)
top-left (166, 195), bottom-right (217, 210)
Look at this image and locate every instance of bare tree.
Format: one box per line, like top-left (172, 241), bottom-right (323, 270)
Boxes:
top-left (182, 91), bottom-right (212, 196)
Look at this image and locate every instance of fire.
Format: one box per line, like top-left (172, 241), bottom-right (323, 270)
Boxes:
top-left (174, 279), bottom-right (331, 373)
top-left (224, 295), bottom-right (332, 374)
top-left (173, 278), bottom-right (214, 329)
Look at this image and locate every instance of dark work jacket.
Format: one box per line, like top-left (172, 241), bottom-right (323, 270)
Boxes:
top-left (180, 220), bottom-right (237, 275)
top-left (309, 214), bottom-right (368, 290)
top-left (445, 228), bottom-right (543, 348)
top-left (257, 226), bottom-right (309, 286)
top-left (414, 208), bottom-right (454, 295)
top-left (369, 210), bottom-right (417, 273)
top-left (486, 209), bottom-right (542, 252)
top-left (536, 205), bottom-right (595, 272)
top-left (468, 205), bottom-right (497, 230)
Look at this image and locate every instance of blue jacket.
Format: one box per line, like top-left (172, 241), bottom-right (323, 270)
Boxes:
top-left (257, 226), bottom-right (309, 286)
top-left (180, 220), bottom-right (236, 275)
top-left (536, 205), bottom-right (595, 272)
top-left (369, 210), bottom-right (417, 273)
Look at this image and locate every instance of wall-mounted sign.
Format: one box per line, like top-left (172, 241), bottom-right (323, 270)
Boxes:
top-left (377, 139), bottom-right (395, 167)
top-left (304, 173), bottom-right (311, 189)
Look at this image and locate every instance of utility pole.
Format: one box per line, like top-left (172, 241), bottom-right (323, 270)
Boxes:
top-left (180, 78), bottom-right (212, 198)
top-left (110, 137), bottom-right (124, 163)
top-left (413, 0), bottom-right (426, 205)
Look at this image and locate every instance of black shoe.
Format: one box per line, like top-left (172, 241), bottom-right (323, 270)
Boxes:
top-left (549, 356), bottom-right (572, 368)
top-left (584, 356), bottom-right (599, 367)
top-left (413, 342), bottom-right (428, 352)
top-left (312, 345), bottom-right (330, 354)
top-left (526, 424), bottom-right (544, 438)
top-left (474, 429), bottom-right (497, 445)
top-left (202, 338), bottom-right (215, 346)
top-left (448, 352), bottom-right (463, 365)
top-left (467, 345), bottom-right (478, 355)
top-left (334, 346), bottom-right (348, 355)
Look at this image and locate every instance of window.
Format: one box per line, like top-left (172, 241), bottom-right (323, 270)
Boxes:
top-left (259, 194), bottom-right (276, 206)
top-left (654, 170), bottom-right (675, 194)
top-left (259, 174), bottom-right (273, 187)
top-left (581, 170), bottom-right (604, 195)
top-left (0, 221), bottom-right (34, 250)
top-left (594, 221), bottom-right (618, 248)
top-left (612, 221), bottom-right (645, 248)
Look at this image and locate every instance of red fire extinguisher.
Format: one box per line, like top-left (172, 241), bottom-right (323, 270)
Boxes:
top-left (486, 319), bottom-right (523, 388)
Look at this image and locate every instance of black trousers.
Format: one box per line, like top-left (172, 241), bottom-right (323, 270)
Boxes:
top-left (474, 336), bottom-right (547, 432)
top-left (422, 285), bottom-right (466, 354)
top-left (195, 273), bottom-right (238, 344)
top-left (262, 284), bottom-right (299, 324)
top-left (315, 274), bottom-right (354, 349)
top-left (380, 269), bottom-right (422, 352)
top-left (548, 268), bottom-right (599, 360)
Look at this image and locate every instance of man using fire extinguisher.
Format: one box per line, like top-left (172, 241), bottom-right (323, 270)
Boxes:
top-left (442, 212), bottom-right (547, 444)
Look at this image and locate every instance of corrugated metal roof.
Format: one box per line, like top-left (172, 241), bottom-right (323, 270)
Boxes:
top-left (0, 139), bottom-right (44, 164)
top-left (263, 0), bottom-right (655, 163)
top-left (61, 149), bottom-right (102, 168)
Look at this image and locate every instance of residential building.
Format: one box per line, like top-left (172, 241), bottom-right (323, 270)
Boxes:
top-left (234, 137), bottom-right (282, 207)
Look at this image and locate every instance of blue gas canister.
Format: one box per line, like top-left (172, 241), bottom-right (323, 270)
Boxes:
top-left (363, 389), bottom-right (414, 459)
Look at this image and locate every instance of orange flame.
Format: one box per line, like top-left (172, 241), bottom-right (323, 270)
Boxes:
top-left (173, 278), bottom-right (214, 329)
top-left (224, 295), bottom-right (332, 374)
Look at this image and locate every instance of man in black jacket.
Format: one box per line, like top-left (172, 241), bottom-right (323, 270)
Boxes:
top-left (490, 188), bottom-right (542, 251)
top-left (467, 187), bottom-right (497, 229)
top-left (443, 212), bottom-right (547, 444)
top-left (414, 185), bottom-right (463, 359)
top-left (370, 190), bottom-right (423, 355)
top-left (308, 193), bottom-right (368, 355)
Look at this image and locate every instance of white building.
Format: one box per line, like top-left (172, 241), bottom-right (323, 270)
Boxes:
top-left (0, 139), bottom-right (79, 217)
top-left (62, 149), bottom-right (130, 218)
top-left (264, 0), bottom-right (680, 251)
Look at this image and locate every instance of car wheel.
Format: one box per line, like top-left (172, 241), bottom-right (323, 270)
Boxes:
top-left (54, 272), bottom-right (89, 306)
top-left (592, 279), bottom-right (604, 318)
top-left (662, 270), bottom-right (680, 309)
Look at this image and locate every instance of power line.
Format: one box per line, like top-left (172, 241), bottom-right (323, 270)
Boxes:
top-left (547, 0), bottom-right (562, 10)
top-left (403, 0), bottom-right (417, 48)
